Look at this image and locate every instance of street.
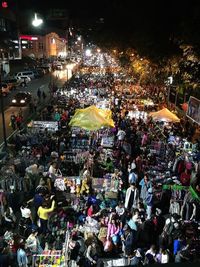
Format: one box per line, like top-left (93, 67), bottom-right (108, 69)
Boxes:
top-left (0, 68), bottom-right (72, 145)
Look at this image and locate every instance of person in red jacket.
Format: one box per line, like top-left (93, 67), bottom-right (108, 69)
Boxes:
top-left (16, 114), bottom-right (23, 129)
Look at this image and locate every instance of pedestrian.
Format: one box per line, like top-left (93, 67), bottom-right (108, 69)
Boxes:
top-left (10, 112), bottom-right (16, 130)
top-left (16, 114), bottom-right (23, 129)
top-left (29, 102), bottom-right (34, 114)
top-left (22, 77), bottom-right (27, 88)
top-left (42, 91), bottom-right (46, 101)
top-left (17, 242), bottom-right (28, 267)
top-left (33, 99), bottom-right (37, 113)
top-left (19, 108), bottom-right (23, 118)
top-left (37, 88), bottom-right (41, 101)
top-left (37, 197), bottom-right (55, 234)
top-left (86, 241), bottom-right (100, 266)
top-left (125, 183), bottom-right (139, 210)
top-left (26, 229), bottom-right (43, 255)
top-left (145, 187), bottom-right (154, 220)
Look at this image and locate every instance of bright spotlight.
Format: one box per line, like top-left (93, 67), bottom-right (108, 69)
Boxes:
top-left (85, 49), bottom-right (91, 57)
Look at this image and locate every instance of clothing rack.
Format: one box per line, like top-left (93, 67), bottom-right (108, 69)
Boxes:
top-left (163, 184), bottom-right (200, 202)
top-left (0, 169), bottom-right (32, 192)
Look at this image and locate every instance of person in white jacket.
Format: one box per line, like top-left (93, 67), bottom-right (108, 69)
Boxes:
top-left (125, 183), bottom-right (139, 210)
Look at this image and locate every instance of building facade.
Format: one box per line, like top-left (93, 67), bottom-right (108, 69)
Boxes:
top-left (20, 32), bottom-right (67, 59)
top-left (0, 5), bottom-right (20, 74)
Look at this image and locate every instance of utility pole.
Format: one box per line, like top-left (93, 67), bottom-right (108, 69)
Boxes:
top-left (0, 64), bottom-right (7, 149)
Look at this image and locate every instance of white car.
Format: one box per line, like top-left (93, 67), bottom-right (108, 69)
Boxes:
top-left (16, 76), bottom-right (31, 87)
top-left (15, 71), bottom-right (35, 80)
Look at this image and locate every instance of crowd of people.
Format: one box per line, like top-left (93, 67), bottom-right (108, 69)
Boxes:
top-left (1, 54), bottom-right (200, 267)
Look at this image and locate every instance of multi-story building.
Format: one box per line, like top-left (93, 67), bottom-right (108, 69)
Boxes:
top-left (20, 32), bottom-right (67, 59)
top-left (0, 4), bottom-right (20, 74)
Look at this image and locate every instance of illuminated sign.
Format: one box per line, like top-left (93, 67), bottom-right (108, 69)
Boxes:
top-left (187, 96), bottom-right (200, 125)
top-left (20, 35), bottom-right (38, 41)
top-left (2, 1), bottom-right (8, 8)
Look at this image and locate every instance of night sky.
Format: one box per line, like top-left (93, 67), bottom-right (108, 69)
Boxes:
top-left (16, 0), bottom-right (200, 60)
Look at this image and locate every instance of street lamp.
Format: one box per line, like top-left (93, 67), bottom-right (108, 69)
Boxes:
top-left (32, 13), bottom-right (43, 27)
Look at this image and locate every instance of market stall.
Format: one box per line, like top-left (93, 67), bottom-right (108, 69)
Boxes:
top-left (149, 108), bottom-right (180, 123)
top-left (27, 121), bottom-right (59, 132)
top-left (32, 250), bottom-right (65, 267)
top-left (69, 105), bottom-right (114, 131)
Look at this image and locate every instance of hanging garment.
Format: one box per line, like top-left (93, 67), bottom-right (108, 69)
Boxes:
top-left (54, 178), bottom-right (66, 191)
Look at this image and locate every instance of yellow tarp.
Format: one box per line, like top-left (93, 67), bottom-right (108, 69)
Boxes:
top-left (149, 108), bottom-right (180, 123)
top-left (69, 105), bottom-right (115, 130)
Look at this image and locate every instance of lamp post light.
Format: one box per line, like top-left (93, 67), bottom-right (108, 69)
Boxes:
top-left (32, 13), bottom-right (43, 27)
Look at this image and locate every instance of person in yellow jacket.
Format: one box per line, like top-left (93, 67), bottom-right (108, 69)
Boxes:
top-left (37, 197), bottom-right (55, 234)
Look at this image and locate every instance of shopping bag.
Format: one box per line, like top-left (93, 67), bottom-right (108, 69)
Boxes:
top-left (104, 240), bottom-right (113, 252)
top-left (37, 219), bottom-right (41, 228)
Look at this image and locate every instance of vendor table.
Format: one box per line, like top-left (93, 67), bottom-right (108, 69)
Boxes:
top-left (32, 250), bottom-right (65, 267)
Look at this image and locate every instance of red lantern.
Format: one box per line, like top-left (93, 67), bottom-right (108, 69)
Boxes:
top-left (182, 103), bottom-right (188, 112)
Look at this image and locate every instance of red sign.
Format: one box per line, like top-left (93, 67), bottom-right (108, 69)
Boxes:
top-left (20, 35), bottom-right (38, 41)
top-left (2, 1), bottom-right (8, 8)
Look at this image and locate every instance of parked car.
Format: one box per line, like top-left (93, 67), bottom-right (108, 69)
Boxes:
top-left (1, 83), bottom-right (12, 96)
top-left (11, 91), bottom-right (32, 106)
top-left (14, 71), bottom-right (35, 80)
top-left (16, 76), bottom-right (31, 87)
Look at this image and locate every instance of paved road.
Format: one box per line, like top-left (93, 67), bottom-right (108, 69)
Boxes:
top-left (0, 68), bottom-right (71, 145)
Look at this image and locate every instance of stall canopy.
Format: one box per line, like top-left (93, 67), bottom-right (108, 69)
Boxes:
top-left (69, 105), bottom-right (115, 130)
top-left (149, 108), bottom-right (180, 123)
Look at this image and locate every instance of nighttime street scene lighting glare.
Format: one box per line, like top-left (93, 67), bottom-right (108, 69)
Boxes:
top-left (0, 0), bottom-right (200, 267)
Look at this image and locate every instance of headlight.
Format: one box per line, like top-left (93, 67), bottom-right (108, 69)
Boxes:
top-left (20, 99), bottom-right (25, 103)
top-left (12, 99), bottom-right (17, 103)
